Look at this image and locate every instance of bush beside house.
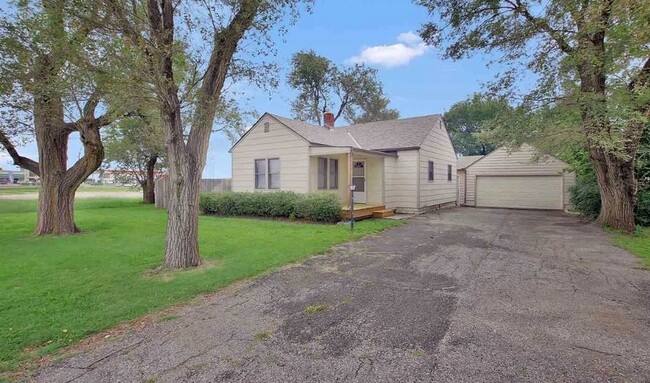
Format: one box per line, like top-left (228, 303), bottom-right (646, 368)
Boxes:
top-left (200, 191), bottom-right (341, 223)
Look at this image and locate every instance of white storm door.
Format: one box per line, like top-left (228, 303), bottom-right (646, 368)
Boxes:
top-left (352, 160), bottom-right (367, 203)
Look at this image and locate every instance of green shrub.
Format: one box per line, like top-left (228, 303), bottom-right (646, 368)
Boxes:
top-left (570, 180), bottom-right (601, 220)
top-left (200, 191), bottom-right (342, 222)
top-left (294, 192), bottom-right (341, 223)
top-left (636, 189), bottom-right (650, 226)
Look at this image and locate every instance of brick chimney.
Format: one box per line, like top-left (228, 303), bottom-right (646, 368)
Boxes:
top-left (323, 111), bottom-right (335, 130)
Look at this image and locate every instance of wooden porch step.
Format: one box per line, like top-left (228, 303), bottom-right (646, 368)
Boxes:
top-left (372, 209), bottom-right (395, 218)
top-left (340, 205), bottom-right (385, 220)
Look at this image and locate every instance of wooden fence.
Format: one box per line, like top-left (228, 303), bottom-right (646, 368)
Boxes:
top-left (154, 177), bottom-right (232, 209)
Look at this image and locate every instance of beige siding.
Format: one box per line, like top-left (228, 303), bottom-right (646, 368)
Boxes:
top-left (231, 115), bottom-right (310, 193)
top-left (309, 153), bottom-right (348, 203)
top-left (457, 170), bottom-right (466, 205)
top-left (385, 150), bottom-right (418, 212)
top-left (418, 121), bottom-right (458, 208)
top-left (465, 145), bottom-right (575, 210)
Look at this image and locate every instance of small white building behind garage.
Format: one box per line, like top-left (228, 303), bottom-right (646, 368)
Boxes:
top-left (457, 144), bottom-right (575, 211)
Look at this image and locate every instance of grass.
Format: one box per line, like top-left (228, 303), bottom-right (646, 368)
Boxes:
top-left (0, 185), bottom-right (132, 195)
top-left (612, 227), bottom-right (650, 269)
top-left (0, 198), bottom-right (401, 373)
top-left (304, 304), bottom-right (331, 314)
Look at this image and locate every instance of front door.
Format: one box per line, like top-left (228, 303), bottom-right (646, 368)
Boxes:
top-left (352, 160), bottom-right (367, 203)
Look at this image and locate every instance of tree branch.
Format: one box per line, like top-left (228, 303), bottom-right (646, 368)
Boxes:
top-left (509, 0), bottom-right (574, 55)
top-left (0, 130), bottom-right (40, 175)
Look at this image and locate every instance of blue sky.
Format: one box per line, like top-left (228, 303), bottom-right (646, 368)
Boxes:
top-left (1, 0), bottom-right (500, 178)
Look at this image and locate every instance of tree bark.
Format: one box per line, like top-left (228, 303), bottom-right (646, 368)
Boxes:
top-left (162, 106), bottom-right (201, 268)
top-left (591, 149), bottom-right (637, 232)
top-left (142, 155), bottom-right (157, 204)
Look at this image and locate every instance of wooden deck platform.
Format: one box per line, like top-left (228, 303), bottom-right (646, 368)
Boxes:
top-left (340, 204), bottom-right (394, 220)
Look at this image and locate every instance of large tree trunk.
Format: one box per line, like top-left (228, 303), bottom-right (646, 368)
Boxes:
top-left (35, 125), bottom-right (79, 235)
top-left (142, 155), bottom-right (157, 204)
top-left (33, 64), bottom-right (79, 235)
top-left (591, 149), bottom-right (637, 232)
top-left (33, 54), bottom-right (106, 235)
top-left (162, 112), bottom-right (202, 268)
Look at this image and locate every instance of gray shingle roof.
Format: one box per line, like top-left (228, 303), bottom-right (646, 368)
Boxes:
top-left (269, 113), bottom-right (443, 151)
top-left (457, 155), bottom-right (484, 170)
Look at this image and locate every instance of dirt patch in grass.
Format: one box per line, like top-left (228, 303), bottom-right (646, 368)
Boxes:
top-left (142, 259), bottom-right (223, 281)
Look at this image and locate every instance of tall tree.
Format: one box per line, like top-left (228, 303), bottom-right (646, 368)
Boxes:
top-left (109, 0), bottom-right (310, 268)
top-left (288, 50), bottom-right (399, 125)
top-left (0, 0), bottom-right (122, 235)
top-left (444, 94), bottom-right (508, 155)
top-left (104, 116), bottom-right (164, 204)
top-left (417, 0), bottom-right (650, 232)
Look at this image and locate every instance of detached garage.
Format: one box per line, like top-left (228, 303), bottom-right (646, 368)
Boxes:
top-left (458, 144), bottom-right (575, 210)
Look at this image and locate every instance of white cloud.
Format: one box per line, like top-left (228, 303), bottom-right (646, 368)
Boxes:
top-left (348, 31), bottom-right (430, 68)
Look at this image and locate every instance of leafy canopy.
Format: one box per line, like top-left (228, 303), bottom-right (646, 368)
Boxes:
top-left (444, 94), bottom-right (510, 155)
top-left (288, 50), bottom-right (398, 125)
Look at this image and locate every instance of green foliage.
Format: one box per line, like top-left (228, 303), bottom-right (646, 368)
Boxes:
top-left (288, 50), bottom-right (398, 125)
top-left (200, 191), bottom-right (341, 222)
top-left (0, 198), bottom-right (400, 372)
top-left (444, 93), bottom-right (509, 155)
top-left (200, 191), bottom-right (299, 218)
top-left (570, 181), bottom-right (601, 221)
top-left (635, 189), bottom-right (650, 227)
top-left (293, 192), bottom-right (341, 223)
top-left (104, 116), bottom-right (165, 184)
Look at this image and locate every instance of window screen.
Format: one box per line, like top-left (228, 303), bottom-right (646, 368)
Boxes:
top-left (268, 158), bottom-right (280, 189)
top-left (447, 164), bottom-right (452, 181)
top-left (318, 158), bottom-right (328, 189)
top-left (255, 159), bottom-right (266, 189)
top-left (329, 159), bottom-right (338, 189)
top-left (428, 161), bottom-right (434, 181)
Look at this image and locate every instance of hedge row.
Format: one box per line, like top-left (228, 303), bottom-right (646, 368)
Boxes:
top-left (199, 191), bottom-right (342, 223)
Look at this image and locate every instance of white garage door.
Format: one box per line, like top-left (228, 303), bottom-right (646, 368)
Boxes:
top-left (476, 175), bottom-right (563, 210)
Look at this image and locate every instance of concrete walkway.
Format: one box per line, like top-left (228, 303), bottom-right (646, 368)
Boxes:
top-left (32, 208), bottom-right (650, 382)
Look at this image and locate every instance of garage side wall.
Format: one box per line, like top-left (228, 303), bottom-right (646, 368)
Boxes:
top-left (458, 170), bottom-right (466, 205)
top-left (465, 146), bottom-right (574, 210)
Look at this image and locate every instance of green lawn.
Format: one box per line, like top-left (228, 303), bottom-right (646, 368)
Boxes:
top-left (612, 227), bottom-right (650, 269)
top-left (0, 199), bottom-right (400, 372)
top-left (0, 185), bottom-right (132, 195)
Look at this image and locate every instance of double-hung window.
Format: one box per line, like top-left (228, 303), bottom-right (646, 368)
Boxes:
top-left (255, 158), bottom-right (280, 189)
top-left (255, 159), bottom-right (266, 189)
top-left (268, 158), bottom-right (280, 189)
top-left (318, 157), bottom-right (339, 189)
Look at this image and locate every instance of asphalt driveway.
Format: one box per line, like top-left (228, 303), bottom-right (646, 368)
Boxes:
top-left (32, 208), bottom-right (650, 382)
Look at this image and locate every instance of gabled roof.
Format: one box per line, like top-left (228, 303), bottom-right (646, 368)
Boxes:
top-left (269, 114), bottom-right (359, 147)
top-left (268, 113), bottom-right (443, 151)
top-left (457, 155), bottom-right (484, 170)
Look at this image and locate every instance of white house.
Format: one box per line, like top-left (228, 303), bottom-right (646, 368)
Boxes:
top-left (457, 144), bottom-right (576, 210)
top-left (230, 112), bottom-right (458, 215)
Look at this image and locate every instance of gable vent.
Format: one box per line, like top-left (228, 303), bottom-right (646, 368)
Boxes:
top-left (264, 122), bottom-right (270, 133)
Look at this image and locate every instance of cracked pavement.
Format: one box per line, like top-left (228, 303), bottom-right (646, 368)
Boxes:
top-left (31, 208), bottom-right (650, 382)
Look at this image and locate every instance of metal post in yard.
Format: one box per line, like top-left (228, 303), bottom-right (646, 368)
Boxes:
top-left (349, 184), bottom-right (356, 231)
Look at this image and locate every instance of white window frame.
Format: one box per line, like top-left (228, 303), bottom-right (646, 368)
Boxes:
top-left (317, 157), bottom-right (338, 190)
